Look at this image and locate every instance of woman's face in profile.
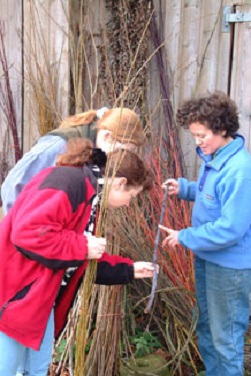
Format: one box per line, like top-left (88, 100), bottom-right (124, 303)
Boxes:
top-left (105, 177), bottom-right (143, 209)
top-left (189, 122), bottom-right (229, 155)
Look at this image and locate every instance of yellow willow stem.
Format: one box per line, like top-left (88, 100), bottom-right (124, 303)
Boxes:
top-left (74, 260), bottom-right (97, 376)
top-left (74, 190), bottom-right (108, 375)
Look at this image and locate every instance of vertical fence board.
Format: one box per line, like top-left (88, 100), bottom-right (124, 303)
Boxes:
top-left (158, 0), bottom-right (182, 111)
top-left (216, 0), bottom-right (234, 90)
top-left (194, 1), bottom-right (230, 176)
top-left (0, 1), bottom-right (22, 166)
top-left (82, 0), bottom-right (104, 109)
top-left (175, 0), bottom-right (201, 179)
top-left (197, 1), bottom-right (222, 92)
top-left (230, 5), bottom-right (251, 150)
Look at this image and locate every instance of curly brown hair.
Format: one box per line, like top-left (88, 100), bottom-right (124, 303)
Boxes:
top-left (176, 91), bottom-right (239, 138)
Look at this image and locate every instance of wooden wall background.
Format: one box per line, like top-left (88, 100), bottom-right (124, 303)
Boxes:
top-left (0, 0), bottom-right (251, 184)
top-left (153, 0), bottom-right (251, 179)
top-left (0, 0), bottom-right (69, 182)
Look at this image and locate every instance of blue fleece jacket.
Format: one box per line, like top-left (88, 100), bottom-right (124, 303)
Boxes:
top-left (178, 134), bottom-right (251, 269)
top-left (1, 135), bottom-right (66, 215)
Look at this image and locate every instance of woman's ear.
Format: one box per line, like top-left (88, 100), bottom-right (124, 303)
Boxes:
top-left (103, 129), bottom-right (112, 142)
top-left (96, 129), bottom-right (114, 152)
top-left (113, 177), bottom-right (127, 190)
top-left (119, 177), bottom-right (127, 186)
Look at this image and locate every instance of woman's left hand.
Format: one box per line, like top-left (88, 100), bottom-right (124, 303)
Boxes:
top-left (133, 262), bottom-right (159, 279)
top-left (158, 225), bottom-right (180, 248)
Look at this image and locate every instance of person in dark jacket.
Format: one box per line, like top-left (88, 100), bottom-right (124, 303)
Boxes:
top-left (0, 138), bottom-right (156, 376)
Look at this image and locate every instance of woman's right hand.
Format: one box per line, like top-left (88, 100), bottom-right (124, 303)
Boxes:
top-left (162, 178), bottom-right (179, 196)
top-left (86, 236), bottom-right (106, 259)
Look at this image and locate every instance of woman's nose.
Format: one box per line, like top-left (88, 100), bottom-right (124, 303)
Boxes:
top-left (195, 137), bottom-right (201, 145)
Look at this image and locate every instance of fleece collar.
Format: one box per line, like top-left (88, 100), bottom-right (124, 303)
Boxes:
top-left (49, 123), bottom-right (97, 144)
top-left (196, 134), bottom-right (244, 171)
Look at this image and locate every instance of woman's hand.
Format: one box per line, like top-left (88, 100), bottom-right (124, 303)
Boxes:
top-left (86, 236), bottom-right (106, 259)
top-left (158, 225), bottom-right (180, 248)
top-left (133, 262), bottom-right (159, 279)
top-left (162, 178), bottom-right (179, 196)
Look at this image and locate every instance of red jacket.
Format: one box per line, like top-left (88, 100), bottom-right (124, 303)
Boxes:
top-left (0, 166), bottom-right (134, 350)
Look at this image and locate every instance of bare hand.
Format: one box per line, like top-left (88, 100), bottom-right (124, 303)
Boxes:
top-left (158, 225), bottom-right (180, 248)
top-left (86, 236), bottom-right (106, 259)
top-left (162, 178), bottom-right (179, 196)
top-left (133, 262), bottom-right (159, 279)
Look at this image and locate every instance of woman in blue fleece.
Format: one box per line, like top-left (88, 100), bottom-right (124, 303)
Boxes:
top-left (159, 91), bottom-right (251, 376)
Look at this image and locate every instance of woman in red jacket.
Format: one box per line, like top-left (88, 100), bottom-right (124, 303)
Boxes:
top-left (0, 139), bottom-right (156, 376)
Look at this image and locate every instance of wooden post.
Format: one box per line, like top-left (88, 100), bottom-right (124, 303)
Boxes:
top-left (230, 4), bottom-right (251, 151)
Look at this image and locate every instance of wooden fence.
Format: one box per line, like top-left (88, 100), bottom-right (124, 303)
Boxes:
top-left (0, 0), bottom-right (251, 182)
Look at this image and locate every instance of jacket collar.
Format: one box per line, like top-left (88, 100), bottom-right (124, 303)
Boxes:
top-left (196, 134), bottom-right (244, 170)
top-left (48, 123), bottom-right (97, 144)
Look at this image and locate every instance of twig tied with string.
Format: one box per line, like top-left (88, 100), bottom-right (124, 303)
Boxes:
top-left (144, 186), bottom-right (169, 313)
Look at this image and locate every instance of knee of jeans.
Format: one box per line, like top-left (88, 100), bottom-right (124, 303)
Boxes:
top-left (212, 332), bottom-right (238, 358)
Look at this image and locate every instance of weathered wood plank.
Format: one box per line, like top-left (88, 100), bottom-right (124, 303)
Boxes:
top-left (230, 4), bottom-right (251, 151)
top-left (197, 1), bottom-right (223, 92)
top-left (216, 0), bottom-right (235, 90)
top-left (0, 1), bottom-right (22, 167)
top-left (159, 0), bottom-right (182, 111)
top-left (175, 0), bottom-right (201, 179)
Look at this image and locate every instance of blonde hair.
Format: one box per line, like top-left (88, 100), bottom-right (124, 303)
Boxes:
top-left (59, 108), bottom-right (145, 146)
